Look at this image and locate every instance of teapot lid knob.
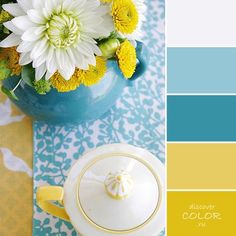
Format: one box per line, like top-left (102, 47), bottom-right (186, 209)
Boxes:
top-left (104, 170), bottom-right (134, 200)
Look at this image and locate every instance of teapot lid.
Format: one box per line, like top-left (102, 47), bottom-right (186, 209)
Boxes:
top-left (64, 144), bottom-right (164, 236)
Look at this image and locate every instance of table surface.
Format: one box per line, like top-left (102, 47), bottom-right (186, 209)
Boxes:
top-left (0, 93), bottom-right (33, 236)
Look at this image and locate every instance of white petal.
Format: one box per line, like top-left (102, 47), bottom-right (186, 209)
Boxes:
top-left (57, 50), bottom-right (75, 80)
top-left (47, 51), bottom-right (57, 73)
top-left (27, 9), bottom-right (45, 24)
top-left (12, 16), bottom-right (36, 31)
top-left (55, 49), bottom-right (72, 71)
top-left (66, 48), bottom-right (76, 65)
top-left (72, 0), bottom-right (86, 14)
top-left (62, 0), bottom-right (74, 11)
top-left (58, 66), bottom-right (74, 81)
top-left (44, 0), bottom-right (55, 13)
top-left (94, 5), bottom-right (110, 16)
top-left (77, 42), bottom-right (93, 57)
top-left (89, 43), bottom-right (102, 56)
top-left (63, 50), bottom-right (74, 71)
top-left (83, 0), bottom-right (99, 11)
top-left (0, 33), bottom-right (21, 47)
top-left (32, 53), bottom-right (46, 67)
top-left (42, 6), bottom-right (51, 19)
top-left (18, 0), bottom-right (33, 12)
top-left (30, 38), bottom-right (48, 59)
top-left (22, 27), bottom-right (41, 41)
top-left (45, 47), bottom-right (55, 71)
top-left (80, 33), bottom-right (96, 44)
top-left (32, 0), bottom-right (44, 9)
top-left (2, 3), bottom-right (25, 16)
top-left (35, 63), bottom-right (47, 81)
top-left (45, 70), bottom-right (55, 81)
top-left (80, 15), bottom-right (103, 25)
top-left (19, 52), bottom-right (32, 65)
top-left (86, 54), bottom-right (96, 66)
top-left (17, 41), bottom-right (34, 53)
top-left (73, 50), bottom-right (83, 68)
top-left (34, 26), bottom-right (47, 35)
top-left (3, 21), bottom-right (23, 35)
top-left (74, 49), bottom-right (88, 70)
top-left (55, 49), bottom-right (63, 69)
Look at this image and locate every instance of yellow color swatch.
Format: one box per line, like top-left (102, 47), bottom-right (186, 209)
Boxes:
top-left (168, 143), bottom-right (236, 189)
top-left (168, 191), bottom-right (236, 236)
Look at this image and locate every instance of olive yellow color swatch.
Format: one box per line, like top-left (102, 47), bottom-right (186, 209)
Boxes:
top-left (168, 143), bottom-right (236, 189)
top-left (0, 94), bottom-right (33, 235)
top-left (168, 191), bottom-right (236, 236)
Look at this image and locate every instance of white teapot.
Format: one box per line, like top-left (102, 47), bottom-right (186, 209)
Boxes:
top-left (36, 144), bottom-right (165, 236)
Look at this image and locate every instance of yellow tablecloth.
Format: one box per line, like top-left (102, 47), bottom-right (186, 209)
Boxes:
top-left (0, 93), bottom-right (33, 236)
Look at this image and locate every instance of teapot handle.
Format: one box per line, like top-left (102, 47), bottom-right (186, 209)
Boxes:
top-left (128, 41), bottom-right (148, 83)
top-left (36, 186), bottom-right (70, 221)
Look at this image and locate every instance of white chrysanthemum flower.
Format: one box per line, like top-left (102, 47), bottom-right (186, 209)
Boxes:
top-left (0, 0), bottom-right (113, 80)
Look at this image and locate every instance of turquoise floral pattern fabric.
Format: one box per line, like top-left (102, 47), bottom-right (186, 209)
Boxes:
top-left (33, 0), bottom-right (165, 235)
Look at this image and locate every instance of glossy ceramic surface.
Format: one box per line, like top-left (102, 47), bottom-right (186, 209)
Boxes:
top-left (3, 42), bottom-right (148, 123)
top-left (64, 143), bottom-right (165, 236)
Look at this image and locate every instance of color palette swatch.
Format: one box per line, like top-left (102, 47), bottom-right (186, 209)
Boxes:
top-left (167, 1), bottom-right (236, 234)
top-left (168, 192), bottom-right (236, 236)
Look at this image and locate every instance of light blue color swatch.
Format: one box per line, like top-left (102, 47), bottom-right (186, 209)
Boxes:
top-left (168, 48), bottom-right (236, 93)
top-left (168, 95), bottom-right (236, 141)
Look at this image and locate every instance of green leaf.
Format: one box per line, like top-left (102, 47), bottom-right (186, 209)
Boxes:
top-left (3, 26), bottom-right (10, 34)
top-left (21, 64), bottom-right (34, 87)
top-left (1, 85), bottom-right (18, 100)
top-left (33, 79), bottom-right (51, 95)
top-left (0, 59), bottom-right (11, 81)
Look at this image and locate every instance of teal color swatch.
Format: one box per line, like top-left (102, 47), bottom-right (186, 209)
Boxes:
top-left (168, 48), bottom-right (236, 93)
top-left (168, 95), bottom-right (236, 141)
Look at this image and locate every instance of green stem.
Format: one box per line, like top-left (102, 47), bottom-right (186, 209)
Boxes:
top-left (12, 78), bottom-right (22, 92)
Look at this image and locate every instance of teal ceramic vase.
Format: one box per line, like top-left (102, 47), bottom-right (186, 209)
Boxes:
top-left (2, 42), bottom-right (148, 123)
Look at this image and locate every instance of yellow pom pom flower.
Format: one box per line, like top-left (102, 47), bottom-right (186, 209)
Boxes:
top-left (77, 57), bottom-right (107, 87)
top-left (50, 57), bottom-right (107, 92)
top-left (50, 72), bottom-right (81, 92)
top-left (116, 40), bottom-right (137, 79)
top-left (5, 47), bottom-right (21, 76)
top-left (0, 47), bottom-right (21, 76)
top-left (111, 0), bottom-right (139, 34)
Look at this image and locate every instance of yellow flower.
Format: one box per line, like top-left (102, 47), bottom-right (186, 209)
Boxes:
top-left (111, 0), bottom-right (139, 34)
top-left (77, 56), bottom-right (107, 86)
top-left (0, 47), bottom-right (21, 76)
top-left (50, 72), bottom-right (81, 92)
top-left (50, 57), bottom-right (107, 92)
top-left (116, 40), bottom-right (136, 79)
top-left (5, 47), bottom-right (21, 75)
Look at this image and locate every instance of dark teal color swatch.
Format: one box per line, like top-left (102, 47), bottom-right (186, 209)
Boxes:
top-left (167, 96), bottom-right (236, 141)
top-left (168, 48), bottom-right (236, 93)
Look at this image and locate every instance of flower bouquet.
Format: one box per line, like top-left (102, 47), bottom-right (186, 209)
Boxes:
top-left (0, 0), bottom-right (147, 122)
